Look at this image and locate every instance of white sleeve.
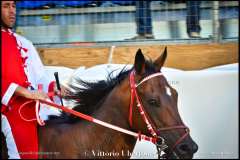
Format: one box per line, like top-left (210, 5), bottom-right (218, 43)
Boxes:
top-left (18, 36), bottom-right (54, 92)
top-left (28, 43), bottom-right (54, 92)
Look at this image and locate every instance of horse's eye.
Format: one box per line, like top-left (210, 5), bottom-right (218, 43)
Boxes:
top-left (148, 99), bottom-right (159, 107)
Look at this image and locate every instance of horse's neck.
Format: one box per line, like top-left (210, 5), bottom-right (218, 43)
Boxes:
top-left (77, 79), bottom-right (137, 157)
top-left (94, 81), bottom-right (131, 126)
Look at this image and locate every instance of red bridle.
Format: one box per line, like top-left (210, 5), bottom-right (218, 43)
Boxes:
top-left (129, 70), bottom-right (190, 150)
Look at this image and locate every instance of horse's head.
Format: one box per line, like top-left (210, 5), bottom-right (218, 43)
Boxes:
top-left (129, 47), bottom-right (198, 159)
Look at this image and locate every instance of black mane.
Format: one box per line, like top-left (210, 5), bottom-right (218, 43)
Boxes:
top-left (47, 61), bottom-right (156, 124)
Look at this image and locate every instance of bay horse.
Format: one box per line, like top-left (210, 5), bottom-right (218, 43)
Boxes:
top-left (2, 47), bottom-right (198, 159)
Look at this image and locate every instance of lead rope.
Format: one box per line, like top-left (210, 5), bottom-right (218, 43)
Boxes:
top-left (19, 86), bottom-right (158, 144)
top-left (38, 98), bottom-right (158, 143)
top-left (18, 99), bottom-right (45, 126)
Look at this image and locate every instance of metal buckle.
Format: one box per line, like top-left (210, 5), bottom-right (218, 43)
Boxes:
top-left (156, 136), bottom-right (168, 159)
top-left (156, 136), bottom-right (168, 151)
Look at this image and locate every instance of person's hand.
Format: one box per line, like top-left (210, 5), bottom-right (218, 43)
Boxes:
top-left (29, 91), bottom-right (49, 101)
top-left (53, 82), bottom-right (68, 97)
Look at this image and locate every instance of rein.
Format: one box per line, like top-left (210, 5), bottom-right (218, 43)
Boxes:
top-left (19, 85), bottom-right (157, 144)
top-left (19, 70), bottom-right (189, 158)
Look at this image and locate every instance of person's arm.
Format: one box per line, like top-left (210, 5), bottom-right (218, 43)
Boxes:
top-left (21, 38), bottom-right (68, 98)
top-left (14, 86), bottom-right (49, 101)
top-left (1, 81), bottom-right (49, 107)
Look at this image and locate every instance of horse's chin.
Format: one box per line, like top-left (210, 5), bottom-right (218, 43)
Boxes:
top-left (164, 149), bottom-right (194, 159)
top-left (176, 153), bottom-right (194, 159)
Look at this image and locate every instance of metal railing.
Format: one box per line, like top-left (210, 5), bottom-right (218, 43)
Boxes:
top-left (15, 1), bottom-right (238, 45)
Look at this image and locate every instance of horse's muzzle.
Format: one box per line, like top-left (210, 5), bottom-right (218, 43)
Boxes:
top-left (174, 141), bottom-right (198, 159)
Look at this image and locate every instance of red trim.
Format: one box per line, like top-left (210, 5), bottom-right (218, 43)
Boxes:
top-left (129, 88), bottom-right (134, 127)
top-left (129, 71), bottom-right (157, 137)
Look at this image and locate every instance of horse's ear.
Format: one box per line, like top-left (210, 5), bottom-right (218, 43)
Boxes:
top-left (154, 47), bottom-right (167, 71)
top-left (134, 49), bottom-right (145, 75)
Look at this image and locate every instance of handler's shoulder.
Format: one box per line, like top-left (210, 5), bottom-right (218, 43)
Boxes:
top-left (14, 33), bottom-right (33, 45)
